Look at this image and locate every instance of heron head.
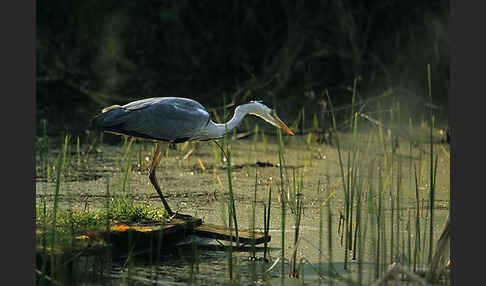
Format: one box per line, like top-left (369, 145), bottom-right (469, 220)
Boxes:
top-left (246, 101), bottom-right (294, 135)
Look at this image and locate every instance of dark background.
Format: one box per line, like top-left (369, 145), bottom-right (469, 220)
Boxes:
top-left (36, 0), bottom-right (449, 137)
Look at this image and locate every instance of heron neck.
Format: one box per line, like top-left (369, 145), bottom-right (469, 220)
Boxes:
top-left (213, 105), bottom-right (248, 137)
top-left (199, 104), bottom-right (251, 140)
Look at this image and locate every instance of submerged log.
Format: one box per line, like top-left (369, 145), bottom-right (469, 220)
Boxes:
top-left (36, 215), bottom-right (270, 262)
top-left (107, 216), bottom-right (202, 253)
top-left (193, 223), bottom-right (271, 245)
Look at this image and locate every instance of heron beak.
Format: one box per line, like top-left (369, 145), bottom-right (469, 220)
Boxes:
top-left (271, 113), bottom-right (295, 135)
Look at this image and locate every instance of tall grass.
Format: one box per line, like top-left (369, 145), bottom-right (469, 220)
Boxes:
top-left (36, 81), bottom-right (447, 285)
top-left (326, 84), bottom-right (362, 270)
top-left (250, 171), bottom-right (258, 282)
top-left (277, 128), bottom-right (287, 279)
top-left (120, 137), bottom-right (135, 195)
top-left (49, 135), bottom-right (69, 280)
top-left (289, 170), bottom-right (303, 278)
top-left (222, 96), bottom-right (239, 247)
top-left (263, 181), bottom-right (272, 262)
top-left (427, 63), bottom-right (438, 266)
top-left (327, 194), bottom-right (334, 285)
top-left (318, 75), bottom-right (444, 283)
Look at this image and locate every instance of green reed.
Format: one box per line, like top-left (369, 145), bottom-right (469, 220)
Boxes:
top-left (395, 153), bottom-right (402, 263)
top-left (352, 174), bottom-right (363, 261)
top-left (376, 162), bottom-right (384, 276)
top-left (366, 159), bottom-right (379, 279)
top-left (289, 170), bottom-right (303, 278)
top-left (388, 150), bottom-right (395, 266)
top-left (49, 134), bottom-right (69, 280)
top-left (263, 182), bottom-right (272, 262)
top-left (327, 188), bottom-right (334, 285)
top-left (290, 169), bottom-right (297, 213)
top-left (427, 63), bottom-right (437, 265)
top-left (35, 89), bottom-right (448, 285)
top-left (102, 177), bottom-right (113, 281)
top-left (38, 196), bottom-right (48, 286)
top-left (326, 85), bottom-right (361, 270)
top-left (277, 128), bottom-right (287, 279)
top-left (217, 177), bottom-right (229, 230)
top-left (356, 179), bottom-right (365, 285)
top-left (225, 138), bottom-right (239, 247)
top-left (318, 182), bottom-right (323, 283)
top-left (250, 171), bottom-right (258, 281)
top-left (407, 209), bottom-right (412, 269)
top-left (218, 95), bottom-right (236, 283)
top-left (222, 97), bottom-right (239, 248)
top-left (120, 137), bottom-right (135, 195)
top-left (227, 203), bottom-right (234, 282)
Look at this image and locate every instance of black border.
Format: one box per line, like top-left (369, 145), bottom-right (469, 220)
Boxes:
top-left (18, 0), bottom-right (463, 285)
top-left (451, 1), bottom-right (484, 285)
top-left (2, 1), bottom-right (35, 285)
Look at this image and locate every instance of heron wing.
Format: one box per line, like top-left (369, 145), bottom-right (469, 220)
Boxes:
top-left (96, 97), bottom-right (210, 142)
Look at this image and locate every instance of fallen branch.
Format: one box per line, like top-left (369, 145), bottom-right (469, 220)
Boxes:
top-left (426, 214), bottom-right (450, 282)
top-left (373, 262), bottom-right (429, 286)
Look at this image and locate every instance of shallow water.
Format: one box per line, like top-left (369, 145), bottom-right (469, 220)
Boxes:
top-left (36, 128), bottom-right (450, 285)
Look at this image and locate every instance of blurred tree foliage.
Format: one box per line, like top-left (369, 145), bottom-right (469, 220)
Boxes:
top-left (37, 0), bottom-right (448, 135)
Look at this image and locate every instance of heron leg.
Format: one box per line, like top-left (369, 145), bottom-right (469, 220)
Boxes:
top-left (149, 143), bottom-right (174, 217)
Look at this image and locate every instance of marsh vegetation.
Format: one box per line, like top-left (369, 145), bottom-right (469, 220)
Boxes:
top-left (36, 92), bottom-right (450, 285)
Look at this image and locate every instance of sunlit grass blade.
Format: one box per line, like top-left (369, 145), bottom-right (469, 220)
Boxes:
top-left (264, 182), bottom-right (272, 262)
top-left (251, 172), bottom-right (257, 260)
top-left (318, 187), bottom-right (323, 281)
top-left (327, 190), bottom-right (334, 283)
top-left (121, 137), bottom-right (135, 195)
top-left (50, 134), bottom-right (69, 279)
top-left (413, 161), bottom-right (421, 272)
top-left (277, 128), bottom-right (286, 279)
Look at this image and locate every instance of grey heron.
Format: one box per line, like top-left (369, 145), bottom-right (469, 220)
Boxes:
top-left (92, 97), bottom-right (294, 217)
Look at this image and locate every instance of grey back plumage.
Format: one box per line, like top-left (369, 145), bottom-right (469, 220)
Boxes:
top-left (92, 97), bottom-right (210, 142)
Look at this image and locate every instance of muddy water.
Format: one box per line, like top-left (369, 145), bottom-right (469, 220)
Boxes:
top-left (36, 128), bottom-right (450, 285)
